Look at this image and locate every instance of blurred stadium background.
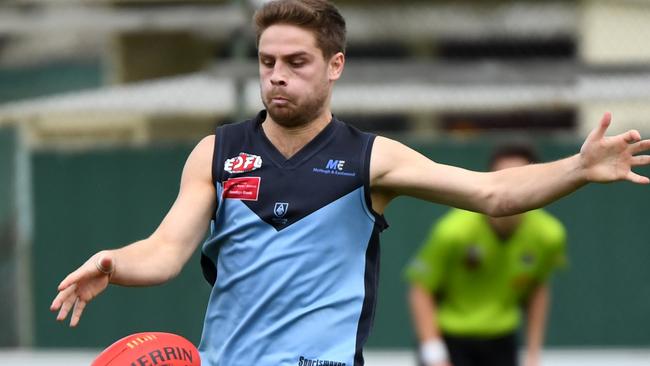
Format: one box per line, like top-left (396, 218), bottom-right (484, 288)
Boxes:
top-left (0, 0), bottom-right (649, 365)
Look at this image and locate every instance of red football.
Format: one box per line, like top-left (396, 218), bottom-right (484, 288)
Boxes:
top-left (92, 332), bottom-right (201, 366)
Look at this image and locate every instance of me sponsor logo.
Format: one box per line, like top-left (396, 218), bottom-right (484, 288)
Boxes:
top-left (313, 159), bottom-right (356, 177)
top-left (326, 159), bottom-right (346, 171)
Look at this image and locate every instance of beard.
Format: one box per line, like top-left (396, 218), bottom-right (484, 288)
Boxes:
top-left (261, 84), bottom-right (329, 128)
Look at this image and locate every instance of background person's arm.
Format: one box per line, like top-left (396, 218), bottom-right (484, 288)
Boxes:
top-left (409, 284), bottom-right (452, 366)
top-left (50, 135), bottom-right (216, 326)
top-left (370, 113), bottom-right (650, 215)
top-left (524, 285), bottom-right (550, 366)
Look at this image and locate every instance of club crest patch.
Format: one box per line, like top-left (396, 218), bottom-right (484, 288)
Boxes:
top-left (224, 152), bottom-right (263, 174)
top-left (274, 202), bottom-right (289, 217)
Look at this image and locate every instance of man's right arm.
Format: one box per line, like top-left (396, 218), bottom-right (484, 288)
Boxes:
top-left (107, 135), bottom-right (216, 285)
top-left (50, 135), bottom-right (216, 326)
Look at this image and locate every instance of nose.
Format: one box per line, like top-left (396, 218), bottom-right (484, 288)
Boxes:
top-left (270, 64), bottom-right (288, 87)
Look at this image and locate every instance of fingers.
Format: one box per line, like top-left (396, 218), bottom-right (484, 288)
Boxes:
top-left (626, 171), bottom-right (650, 185)
top-left (58, 267), bottom-right (88, 291)
top-left (58, 253), bottom-right (112, 291)
top-left (632, 155), bottom-right (650, 167)
top-left (54, 285), bottom-right (78, 322)
top-left (52, 252), bottom-right (113, 326)
top-left (52, 284), bottom-right (90, 327)
top-left (50, 284), bottom-right (75, 312)
top-left (631, 139), bottom-right (650, 154)
top-left (622, 129), bottom-right (641, 144)
top-left (69, 299), bottom-right (87, 327)
top-left (589, 112), bottom-right (612, 142)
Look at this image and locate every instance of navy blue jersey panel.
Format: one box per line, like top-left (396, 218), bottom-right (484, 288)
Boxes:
top-left (354, 225), bottom-right (382, 366)
top-left (215, 111), bottom-right (372, 231)
top-left (361, 134), bottom-right (389, 232)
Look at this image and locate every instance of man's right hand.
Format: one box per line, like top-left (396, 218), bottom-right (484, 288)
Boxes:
top-left (50, 251), bottom-right (114, 327)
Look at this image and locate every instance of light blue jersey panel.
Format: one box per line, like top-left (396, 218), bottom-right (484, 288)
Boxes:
top-left (199, 185), bottom-right (376, 366)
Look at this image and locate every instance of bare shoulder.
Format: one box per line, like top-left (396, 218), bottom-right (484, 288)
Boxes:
top-left (369, 136), bottom-right (408, 182)
top-left (182, 135), bottom-right (216, 183)
top-left (372, 135), bottom-right (404, 153)
top-left (370, 135), bottom-right (429, 186)
top-left (194, 135), bottom-right (216, 157)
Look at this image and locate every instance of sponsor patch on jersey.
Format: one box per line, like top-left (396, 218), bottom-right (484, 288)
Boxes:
top-left (298, 356), bottom-right (346, 366)
top-left (312, 159), bottom-right (356, 177)
top-left (223, 177), bottom-right (261, 201)
top-left (224, 152), bottom-right (263, 174)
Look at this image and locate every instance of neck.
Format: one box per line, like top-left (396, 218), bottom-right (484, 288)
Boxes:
top-left (487, 215), bottom-right (522, 241)
top-left (262, 109), bottom-right (333, 159)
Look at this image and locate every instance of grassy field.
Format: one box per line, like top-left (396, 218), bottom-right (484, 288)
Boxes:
top-left (1, 349), bottom-right (649, 366)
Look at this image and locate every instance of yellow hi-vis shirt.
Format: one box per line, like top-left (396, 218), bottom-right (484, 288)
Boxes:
top-left (405, 209), bottom-right (566, 337)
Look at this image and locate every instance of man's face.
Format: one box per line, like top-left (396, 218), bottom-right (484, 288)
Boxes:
top-left (258, 24), bottom-right (342, 127)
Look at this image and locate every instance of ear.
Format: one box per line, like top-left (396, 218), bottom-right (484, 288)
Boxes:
top-left (328, 52), bottom-right (345, 81)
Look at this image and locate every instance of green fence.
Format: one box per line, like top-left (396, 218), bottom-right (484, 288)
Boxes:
top-left (0, 127), bottom-right (17, 346)
top-left (0, 61), bottom-right (102, 104)
top-left (32, 145), bottom-right (209, 347)
top-left (31, 138), bottom-right (650, 348)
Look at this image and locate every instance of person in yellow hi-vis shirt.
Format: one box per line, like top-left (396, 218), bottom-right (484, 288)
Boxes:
top-left (405, 145), bottom-right (566, 366)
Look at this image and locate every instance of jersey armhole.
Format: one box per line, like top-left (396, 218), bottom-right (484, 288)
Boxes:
top-left (211, 126), bottom-right (226, 220)
top-left (361, 134), bottom-right (389, 231)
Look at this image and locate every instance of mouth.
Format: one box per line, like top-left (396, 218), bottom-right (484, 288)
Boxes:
top-left (270, 96), bottom-right (291, 106)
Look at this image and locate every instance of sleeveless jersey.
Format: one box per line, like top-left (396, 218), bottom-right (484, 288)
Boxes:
top-left (199, 111), bottom-right (387, 366)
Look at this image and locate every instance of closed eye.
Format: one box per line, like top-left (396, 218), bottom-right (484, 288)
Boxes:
top-left (260, 59), bottom-right (275, 68)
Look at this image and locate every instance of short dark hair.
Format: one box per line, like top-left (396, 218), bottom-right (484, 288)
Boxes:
top-left (254, 0), bottom-right (347, 59)
top-left (488, 144), bottom-right (539, 170)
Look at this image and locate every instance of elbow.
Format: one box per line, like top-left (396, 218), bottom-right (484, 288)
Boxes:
top-left (481, 187), bottom-right (521, 217)
top-left (145, 237), bottom-right (186, 284)
top-left (166, 263), bottom-right (184, 282)
top-left (158, 251), bottom-right (185, 283)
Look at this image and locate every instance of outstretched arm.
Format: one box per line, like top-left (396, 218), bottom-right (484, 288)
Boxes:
top-left (50, 135), bottom-right (216, 326)
top-left (370, 113), bottom-right (650, 215)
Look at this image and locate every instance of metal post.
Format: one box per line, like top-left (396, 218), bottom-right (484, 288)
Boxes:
top-left (15, 121), bottom-right (34, 347)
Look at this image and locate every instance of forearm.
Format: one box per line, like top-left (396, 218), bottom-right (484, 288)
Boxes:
top-left (104, 235), bottom-right (189, 286)
top-left (486, 155), bottom-right (586, 216)
top-left (526, 285), bottom-right (549, 359)
top-left (409, 285), bottom-right (443, 341)
top-left (409, 285), bottom-right (451, 365)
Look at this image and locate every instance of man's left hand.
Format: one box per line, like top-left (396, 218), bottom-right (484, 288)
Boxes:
top-left (580, 112), bottom-right (650, 184)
